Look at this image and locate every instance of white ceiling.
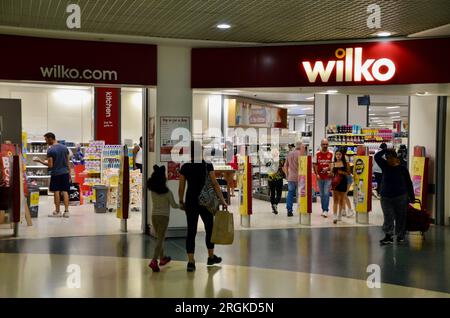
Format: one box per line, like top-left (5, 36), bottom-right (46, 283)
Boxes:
top-left (0, 0), bottom-right (449, 45)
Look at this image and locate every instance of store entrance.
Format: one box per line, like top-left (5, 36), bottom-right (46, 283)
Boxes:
top-left (0, 82), bottom-right (150, 239)
top-left (193, 88), bottom-right (412, 230)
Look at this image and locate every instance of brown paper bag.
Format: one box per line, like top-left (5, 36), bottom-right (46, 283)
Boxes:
top-left (211, 210), bottom-right (234, 245)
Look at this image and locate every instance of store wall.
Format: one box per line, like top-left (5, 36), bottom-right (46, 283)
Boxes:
top-left (348, 95), bottom-right (368, 127)
top-left (192, 93), bottom-right (209, 132)
top-left (409, 95), bottom-right (437, 217)
top-left (0, 85), bottom-right (93, 143)
top-left (328, 95), bottom-right (347, 125)
top-left (121, 89), bottom-right (143, 145)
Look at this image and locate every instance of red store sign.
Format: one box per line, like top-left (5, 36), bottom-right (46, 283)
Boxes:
top-left (95, 87), bottom-right (120, 145)
top-left (192, 38), bottom-right (450, 88)
top-left (0, 34), bottom-right (157, 86)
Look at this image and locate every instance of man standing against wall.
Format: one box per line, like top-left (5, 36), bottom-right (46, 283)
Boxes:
top-left (313, 139), bottom-right (333, 217)
top-left (283, 141), bottom-right (305, 217)
top-left (34, 132), bottom-right (72, 217)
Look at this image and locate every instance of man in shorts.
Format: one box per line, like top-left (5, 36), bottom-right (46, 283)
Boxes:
top-left (34, 132), bottom-right (72, 217)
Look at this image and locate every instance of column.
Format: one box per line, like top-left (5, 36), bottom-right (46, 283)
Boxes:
top-left (409, 95), bottom-right (437, 218)
top-left (313, 94), bottom-right (326, 153)
top-left (445, 97), bottom-right (450, 226)
top-left (147, 46), bottom-right (192, 237)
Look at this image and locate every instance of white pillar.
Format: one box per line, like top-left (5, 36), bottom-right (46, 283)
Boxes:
top-left (148, 46), bottom-right (192, 237)
top-left (313, 94), bottom-right (326, 153)
top-left (445, 97), bottom-right (450, 225)
top-left (409, 96), bottom-right (437, 218)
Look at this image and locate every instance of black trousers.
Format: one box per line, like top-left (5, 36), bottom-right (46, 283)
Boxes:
top-left (268, 179), bottom-right (283, 205)
top-left (374, 172), bottom-right (383, 194)
top-left (185, 204), bottom-right (214, 254)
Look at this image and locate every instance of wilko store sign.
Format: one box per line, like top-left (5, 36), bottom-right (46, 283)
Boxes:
top-left (301, 47), bottom-right (396, 83)
top-left (95, 87), bottom-right (120, 145)
top-left (192, 38), bottom-right (450, 88)
top-left (0, 34), bottom-right (156, 85)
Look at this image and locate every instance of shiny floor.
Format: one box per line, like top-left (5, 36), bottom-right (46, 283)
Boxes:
top-left (1, 225), bottom-right (449, 298)
top-left (0, 194), bottom-right (384, 239)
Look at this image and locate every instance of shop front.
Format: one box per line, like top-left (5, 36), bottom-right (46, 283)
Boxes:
top-left (0, 34), bottom-right (157, 237)
top-left (191, 37), bottom-right (450, 228)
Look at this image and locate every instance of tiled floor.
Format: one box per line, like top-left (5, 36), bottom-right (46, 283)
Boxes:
top-left (0, 194), bottom-right (384, 239)
top-left (0, 225), bottom-right (449, 298)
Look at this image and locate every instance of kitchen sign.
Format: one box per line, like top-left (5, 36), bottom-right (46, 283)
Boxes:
top-left (95, 87), bottom-right (120, 145)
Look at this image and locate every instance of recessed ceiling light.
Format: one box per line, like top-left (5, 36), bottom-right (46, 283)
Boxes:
top-left (217, 23), bottom-right (231, 29)
top-left (326, 90), bottom-right (338, 94)
top-left (388, 112), bottom-right (400, 114)
top-left (416, 92), bottom-right (429, 96)
top-left (376, 31), bottom-right (392, 37)
top-left (386, 106), bottom-right (400, 109)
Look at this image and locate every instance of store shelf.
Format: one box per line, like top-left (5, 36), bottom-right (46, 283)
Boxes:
top-left (27, 175), bottom-right (50, 179)
top-left (329, 143), bottom-right (364, 146)
top-left (327, 133), bottom-right (368, 137)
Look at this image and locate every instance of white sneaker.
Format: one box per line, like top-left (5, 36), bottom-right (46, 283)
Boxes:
top-left (49, 212), bottom-right (62, 217)
top-left (333, 214), bottom-right (338, 224)
top-left (63, 211), bottom-right (70, 218)
top-left (347, 210), bottom-right (355, 217)
top-left (322, 211), bottom-right (328, 218)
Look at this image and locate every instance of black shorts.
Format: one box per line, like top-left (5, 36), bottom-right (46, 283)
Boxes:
top-left (50, 174), bottom-right (70, 192)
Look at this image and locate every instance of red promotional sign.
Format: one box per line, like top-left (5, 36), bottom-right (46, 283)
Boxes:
top-left (192, 38), bottom-right (450, 88)
top-left (1, 144), bottom-right (16, 187)
top-left (95, 87), bottom-right (120, 145)
top-left (0, 34), bottom-right (156, 85)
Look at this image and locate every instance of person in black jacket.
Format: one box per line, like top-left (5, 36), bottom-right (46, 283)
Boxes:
top-left (375, 148), bottom-right (415, 245)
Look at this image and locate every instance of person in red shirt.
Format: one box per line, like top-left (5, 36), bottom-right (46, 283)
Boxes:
top-left (313, 139), bottom-right (334, 217)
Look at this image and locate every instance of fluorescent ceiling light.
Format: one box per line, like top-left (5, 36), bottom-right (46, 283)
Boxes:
top-left (416, 92), bottom-right (429, 96)
top-left (305, 97), bottom-right (315, 100)
top-left (391, 116), bottom-right (401, 119)
top-left (376, 31), bottom-right (392, 37)
top-left (388, 112), bottom-right (400, 114)
top-left (369, 113), bottom-right (376, 116)
top-left (217, 23), bottom-right (231, 29)
top-left (223, 90), bottom-right (241, 93)
top-left (326, 90), bottom-right (338, 94)
top-left (386, 106), bottom-right (400, 109)
top-left (302, 107), bottom-right (313, 110)
top-left (284, 104), bottom-right (300, 107)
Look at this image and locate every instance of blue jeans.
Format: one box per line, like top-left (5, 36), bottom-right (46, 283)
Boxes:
top-left (286, 181), bottom-right (298, 213)
top-left (318, 179), bottom-right (332, 212)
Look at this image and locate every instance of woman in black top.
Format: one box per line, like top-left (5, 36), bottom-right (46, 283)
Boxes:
top-left (331, 149), bottom-right (350, 224)
top-left (375, 148), bottom-right (414, 245)
top-left (178, 141), bottom-right (228, 272)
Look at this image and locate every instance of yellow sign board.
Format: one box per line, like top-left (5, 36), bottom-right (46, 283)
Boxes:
top-left (298, 156), bottom-right (309, 214)
top-left (412, 157), bottom-right (425, 210)
top-left (353, 156), bottom-right (371, 213)
top-left (239, 156), bottom-right (252, 216)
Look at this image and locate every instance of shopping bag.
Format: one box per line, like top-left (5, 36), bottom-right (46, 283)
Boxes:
top-left (211, 209), bottom-right (234, 245)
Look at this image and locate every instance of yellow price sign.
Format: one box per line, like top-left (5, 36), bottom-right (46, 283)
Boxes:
top-left (30, 192), bottom-right (39, 207)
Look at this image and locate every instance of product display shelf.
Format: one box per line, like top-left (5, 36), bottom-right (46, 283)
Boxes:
top-left (26, 141), bottom-right (50, 194)
top-left (101, 145), bottom-right (122, 210)
top-left (83, 141), bottom-right (105, 202)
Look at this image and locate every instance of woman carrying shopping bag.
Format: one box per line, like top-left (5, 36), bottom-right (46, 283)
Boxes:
top-left (178, 141), bottom-right (228, 272)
